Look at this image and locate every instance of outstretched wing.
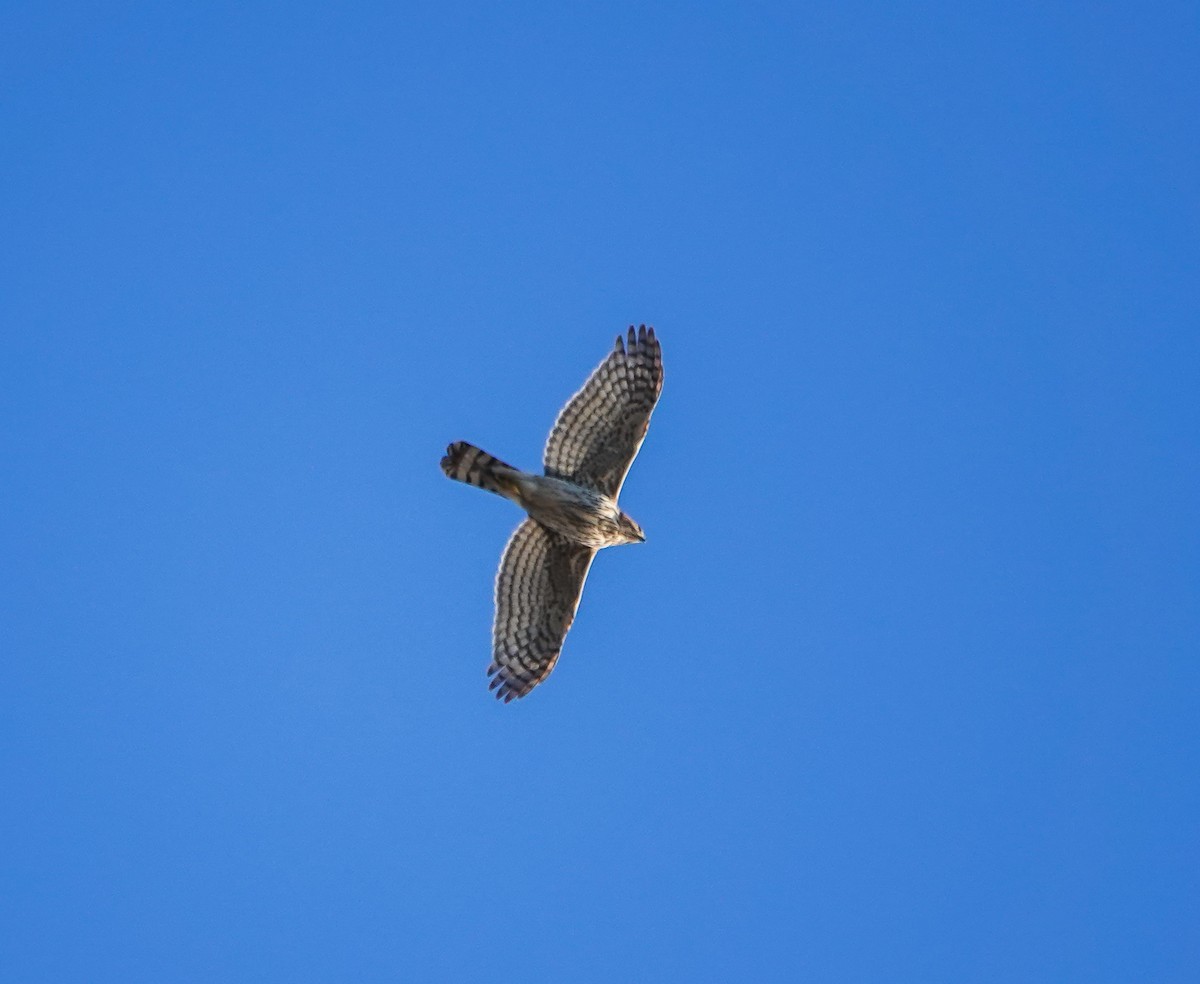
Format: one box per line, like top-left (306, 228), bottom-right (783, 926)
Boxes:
top-left (543, 325), bottom-right (664, 497)
top-left (489, 519), bottom-right (596, 702)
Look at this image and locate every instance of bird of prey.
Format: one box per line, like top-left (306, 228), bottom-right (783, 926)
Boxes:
top-left (441, 326), bottom-right (664, 701)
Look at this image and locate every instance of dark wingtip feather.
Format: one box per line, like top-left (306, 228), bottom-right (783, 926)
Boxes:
top-left (487, 662), bottom-right (531, 703)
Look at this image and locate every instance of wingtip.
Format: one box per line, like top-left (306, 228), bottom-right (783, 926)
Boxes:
top-left (625, 324), bottom-right (657, 351)
top-left (492, 680), bottom-right (521, 702)
top-left (487, 662), bottom-right (529, 703)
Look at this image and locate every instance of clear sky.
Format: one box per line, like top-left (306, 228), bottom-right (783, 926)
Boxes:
top-left (3, 2), bottom-right (1197, 981)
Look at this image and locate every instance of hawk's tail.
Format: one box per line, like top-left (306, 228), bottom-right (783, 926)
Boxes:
top-left (441, 441), bottom-right (521, 499)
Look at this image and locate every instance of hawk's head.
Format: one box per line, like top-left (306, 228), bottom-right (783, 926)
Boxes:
top-left (617, 511), bottom-right (646, 544)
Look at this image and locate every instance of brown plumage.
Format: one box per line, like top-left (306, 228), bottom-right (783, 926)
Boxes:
top-left (441, 326), bottom-right (664, 701)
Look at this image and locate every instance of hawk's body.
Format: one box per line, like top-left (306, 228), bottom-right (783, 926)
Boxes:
top-left (441, 326), bottom-right (663, 701)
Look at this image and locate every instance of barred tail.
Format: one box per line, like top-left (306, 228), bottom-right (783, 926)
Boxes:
top-left (441, 441), bottom-right (520, 498)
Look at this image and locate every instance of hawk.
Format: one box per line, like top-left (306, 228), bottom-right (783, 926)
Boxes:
top-left (441, 326), bottom-right (664, 701)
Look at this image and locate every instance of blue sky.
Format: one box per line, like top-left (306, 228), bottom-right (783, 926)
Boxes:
top-left (2, 2), bottom-right (1197, 981)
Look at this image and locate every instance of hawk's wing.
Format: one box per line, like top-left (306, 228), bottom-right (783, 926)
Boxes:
top-left (543, 326), bottom-right (664, 498)
top-left (489, 519), bottom-right (596, 701)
